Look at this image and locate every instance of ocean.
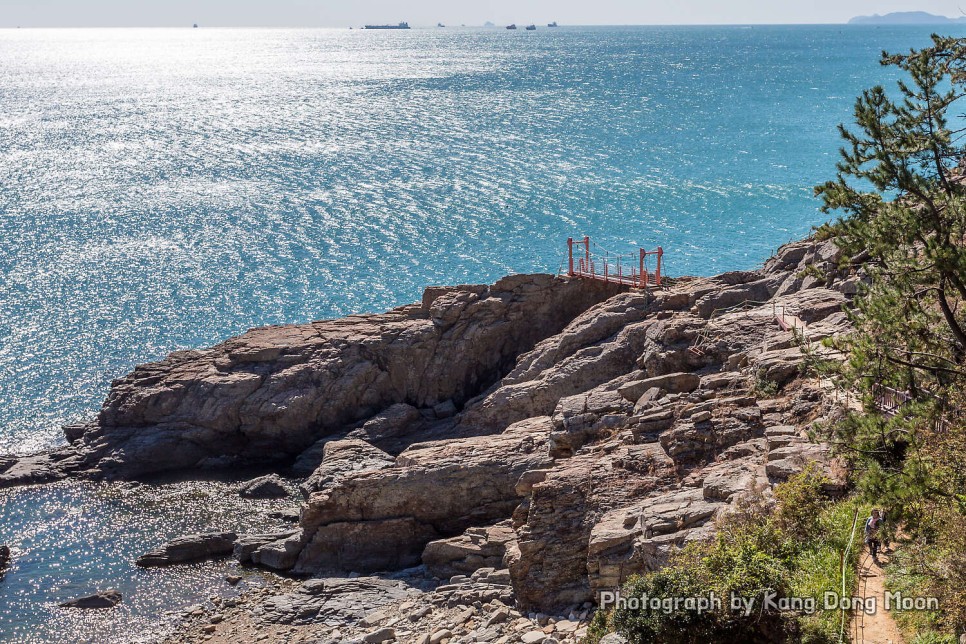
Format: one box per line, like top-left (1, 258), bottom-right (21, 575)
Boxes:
top-left (0, 24), bottom-right (959, 642)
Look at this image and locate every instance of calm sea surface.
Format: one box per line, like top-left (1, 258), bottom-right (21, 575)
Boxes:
top-left (0, 25), bottom-right (961, 641)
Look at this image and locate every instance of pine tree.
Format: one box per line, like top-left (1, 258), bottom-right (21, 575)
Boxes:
top-left (816, 34), bottom-right (966, 634)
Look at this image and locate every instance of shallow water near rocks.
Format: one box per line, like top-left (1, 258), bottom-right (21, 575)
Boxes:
top-left (0, 478), bottom-right (297, 642)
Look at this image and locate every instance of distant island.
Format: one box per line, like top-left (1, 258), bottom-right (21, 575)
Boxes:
top-left (848, 11), bottom-right (966, 24)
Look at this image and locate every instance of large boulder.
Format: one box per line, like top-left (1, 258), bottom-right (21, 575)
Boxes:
top-left (237, 474), bottom-right (290, 499)
top-left (300, 439), bottom-right (395, 497)
top-left (291, 417), bottom-right (555, 574)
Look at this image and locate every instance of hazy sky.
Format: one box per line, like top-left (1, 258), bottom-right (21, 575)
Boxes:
top-left (3, 0), bottom-right (966, 28)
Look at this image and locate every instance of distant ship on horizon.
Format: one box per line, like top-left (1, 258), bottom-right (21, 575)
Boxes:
top-left (525, 24), bottom-right (537, 30)
top-left (364, 22), bottom-right (410, 30)
top-left (548, 21), bottom-right (558, 27)
top-left (506, 24), bottom-right (517, 30)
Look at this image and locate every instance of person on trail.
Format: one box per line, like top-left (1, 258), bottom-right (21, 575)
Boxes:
top-left (865, 509), bottom-right (883, 559)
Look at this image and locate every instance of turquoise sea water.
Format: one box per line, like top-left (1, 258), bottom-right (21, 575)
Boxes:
top-left (0, 24), bottom-right (963, 641)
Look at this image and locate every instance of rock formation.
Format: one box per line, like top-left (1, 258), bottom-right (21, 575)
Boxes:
top-left (4, 236), bottom-right (864, 622)
top-left (236, 474), bottom-right (290, 499)
top-left (59, 589), bottom-right (123, 609)
top-left (272, 237), bottom-right (855, 612)
top-left (53, 274), bottom-right (622, 480)
top-left (135, 532), bottom-right (238, 567)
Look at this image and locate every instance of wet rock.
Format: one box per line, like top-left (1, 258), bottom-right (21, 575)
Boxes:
top-left (136, 531), bottom-right (237, 567)
top-left (59, 589), bottom-right (122, 609)
top-left (0, 451), bottom-right (71, 488)
top-left (266, 507), bottom-right (300, 523)
top-left (237, 474), bottom-right (289, 499)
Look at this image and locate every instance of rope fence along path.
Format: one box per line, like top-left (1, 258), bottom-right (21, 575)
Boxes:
top-left (566, 236), bottom-right (664, 288)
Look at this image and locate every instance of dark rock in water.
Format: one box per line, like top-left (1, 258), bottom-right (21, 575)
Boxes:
top-left (0, 545), bottom-right (10, 569)
top-left (237, 474), bottom-right (289, 499)
top-left (267, 508), bottom-right (300, 522)
top-left (136, 531), bottom-right (237, 567)
top-left (59, 589), bottom-right (122, 609)
top-left (0, 451), bottom-right (71, 489)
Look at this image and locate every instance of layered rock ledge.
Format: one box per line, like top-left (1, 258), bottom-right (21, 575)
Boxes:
top-left (1, 274), bottom-right (621, 485)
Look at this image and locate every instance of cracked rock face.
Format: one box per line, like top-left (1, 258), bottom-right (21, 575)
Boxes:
top-left (60, 274), bottom-right (622, 479)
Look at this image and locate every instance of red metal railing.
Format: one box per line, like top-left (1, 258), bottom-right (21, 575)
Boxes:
top-left (566, 236), bottom-right (663, 288)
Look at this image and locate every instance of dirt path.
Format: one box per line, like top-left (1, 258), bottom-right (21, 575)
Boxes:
top-left (853, 548), bottom-right (903, 644)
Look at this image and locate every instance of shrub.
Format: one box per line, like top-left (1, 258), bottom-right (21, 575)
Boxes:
top-left (595, 470), bottom-right (863, 644)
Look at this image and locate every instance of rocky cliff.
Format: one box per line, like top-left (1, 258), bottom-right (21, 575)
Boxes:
top-left (1, 236), bottom-right (863, 622)
top-left (179, 237), bottom-right (857, 616)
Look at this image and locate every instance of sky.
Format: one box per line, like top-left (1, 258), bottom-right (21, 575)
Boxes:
top-left (2, 0), bottom-right (966, 28)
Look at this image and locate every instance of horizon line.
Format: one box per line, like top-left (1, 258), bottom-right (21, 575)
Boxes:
top-left (3, 22), bottom-right (965, 29)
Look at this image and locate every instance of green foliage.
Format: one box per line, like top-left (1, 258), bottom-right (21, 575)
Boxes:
top-left (583, 609), bottom-right (611, 644)
top-left (810, 221), bottom-right (840, 242)
top-left (795, 264), bottom-right (826, 282)
top-left (812, 34), bottom-right (966, 638)
top-left (751, 370), bottom-right (780, 397)
top-left (598, 470), bottom-right (862, 644)
top-left (773, 464), bottom-right (830, 540)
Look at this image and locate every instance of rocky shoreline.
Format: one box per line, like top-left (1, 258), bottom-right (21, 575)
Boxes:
top-left (1, 237), bottom-right (864, 642)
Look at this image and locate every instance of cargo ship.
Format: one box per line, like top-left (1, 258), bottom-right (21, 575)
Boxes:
top-left (364, 22), bottom-right (410, 29)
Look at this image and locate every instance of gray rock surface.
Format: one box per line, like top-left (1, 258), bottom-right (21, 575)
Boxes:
top-left (136, 532), bottom-right (237, 567)
top-left (257, 577), bottom-right (415, 625)
top-left (292, 417), bottom-right (554, 574)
